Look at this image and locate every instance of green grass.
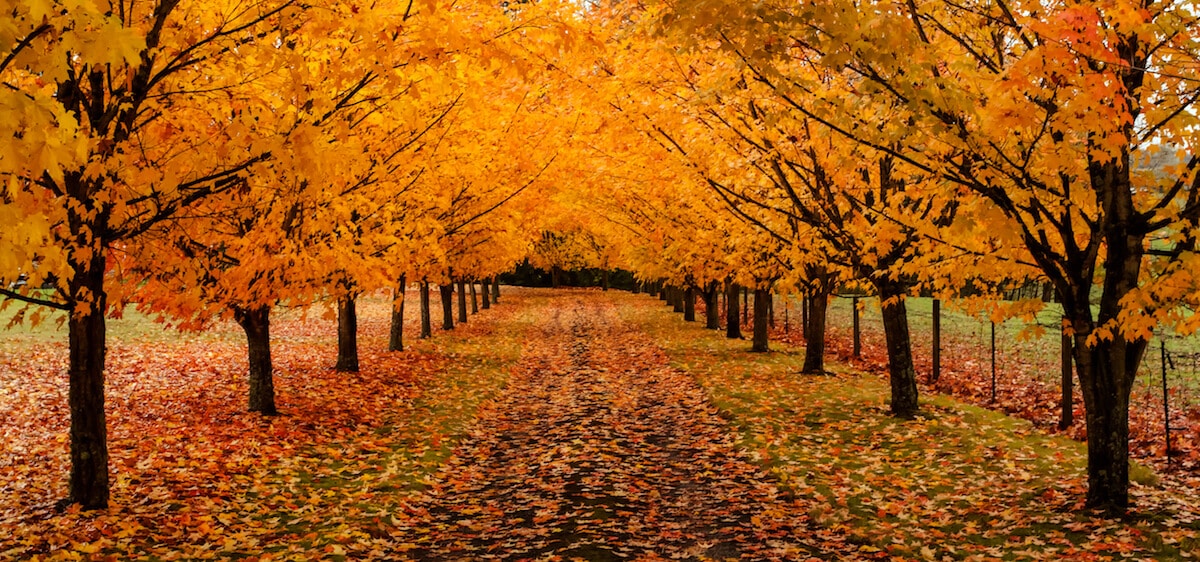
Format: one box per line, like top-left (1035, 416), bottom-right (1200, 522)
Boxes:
top-left (622, 292), bottom-right (1200, 560)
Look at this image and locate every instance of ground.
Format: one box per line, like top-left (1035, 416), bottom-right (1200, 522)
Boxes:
top-left (1, 289), bottom-right (1198, 560)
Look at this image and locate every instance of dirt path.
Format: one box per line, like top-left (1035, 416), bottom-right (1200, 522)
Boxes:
top-left (396, 295), bottom-right (845, 560)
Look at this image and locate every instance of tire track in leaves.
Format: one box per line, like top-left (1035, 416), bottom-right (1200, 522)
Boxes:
top-left (398, 295), bottom-right (847, 560)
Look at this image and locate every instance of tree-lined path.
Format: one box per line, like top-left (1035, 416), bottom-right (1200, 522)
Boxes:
top-left (397, 294), bottom-right (847, 560)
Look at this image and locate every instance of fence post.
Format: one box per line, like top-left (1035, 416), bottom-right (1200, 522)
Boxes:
top-left (990, 320), bottom-right (997, 403)
top-left (1060, 325), bottom-right (1073, 430)
top-left (932, 298), bottom-right (941, 383)
top-left (852, 296), bottom-right (861, 358)
top-left (1162, 339), bottom-right (1172, 467)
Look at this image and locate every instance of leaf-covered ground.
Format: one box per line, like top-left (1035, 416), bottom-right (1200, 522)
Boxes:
top-left (635, 293), bottom-right (1200, 560)
top-left (3, 288), bottom-right (1200, 560)
top-left (0, 292), bottom-right (528, 560)
top-left (395, 295), bottom-right (847, 560)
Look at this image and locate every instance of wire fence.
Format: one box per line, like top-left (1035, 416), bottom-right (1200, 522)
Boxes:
top-left (760, 293), bottom-right (1200, 471)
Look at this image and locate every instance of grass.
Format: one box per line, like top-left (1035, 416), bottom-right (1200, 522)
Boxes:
top-left (622, 291), bottom-right (1200, 560)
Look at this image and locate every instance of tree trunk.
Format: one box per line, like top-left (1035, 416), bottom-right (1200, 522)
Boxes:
top-left (491, 277), bottom-right (500, 303)
top-left (705, 282), bottom-right (721, 329)
top-left (481, 279), bottom-right (491, 309)
top-left (551, 267), bottom-right (562, 288)
top-left (335, 294), bottom-right (359, 372)
top-left (440, 284), bottom-right (455, 330)
top-left (457, 280), bottom-right (468, 323)
top-left (234, 305), bottom-right (276, 414)
top-left (877, 282), bottom-right (919, 418)
top-left (389, 274), bottom-right (406, 352)
top-left (672, 286), bottom-right (685, 313)
top-left (1075, 337), bottom-right (1140, 513)
top-left (802, 286), bottom-right (831, 374)
top-left (420, 281), bottom-right (432, 338)
top-left (602, 270), bottom-right (610, 291)
top-left (683, 286), bottom-right (696, 321)
top-left (660, 282), bottom-right (669, 302)
top-left (725, 279), bottom-right (742, 339)
top-left (751, 287), bottom-right (770, 352)
top-left (470, 282), bottom-right (478, 314)
top-left (67, 248), bottom-right (110, 509)
top-left (742, 287), bottom-right (749, 325)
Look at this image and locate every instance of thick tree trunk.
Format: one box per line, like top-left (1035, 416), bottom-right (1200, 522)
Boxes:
top-left (335, 294), bottom-right (359, 372)
top-left (389, 274), bottom-right (406, 352)
top-left (660, 282), bottom-right (669, 302)
top-left (751, 288), bottom-right (770, 352)
top-left (802, 287), bottom-right (831, 374)
top-left (551, 267), bottom-right (562, 288)
top-left (456, 280), bottom-right (468, 323)
top-left (705, 282), bottom-right (721, 329)
top-left (234, 305), bottom-right (276, 414)
top-left (725, 279), bottom-right (742, 339)
top-left (877, 282), bottom-right (918, 418)
top-left (672, 286), bottom-right (685, 313)
top-left (470, 283), bottom-right (478, 314)
top-left (481, 279), bottom-right (491, 309)
top-left (683, 286), bottom-right (696, 321)
top-left (67, 251), bottom-right (110, 510)
top-left (1075, 338), bottom-right (1140, 513)
top-left (420, 281), bottom-right (432, 338)
top-left (440, 284), bottom-right (455, 330)
top-left (491, 277), bottom-right (500, 303)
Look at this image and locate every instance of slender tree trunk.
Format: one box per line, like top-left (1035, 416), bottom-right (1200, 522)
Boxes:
top-left (67, 245), bottom-right (109, 509)
top-left (551, 267), bottom-right (562, 288)
top-left (457, 280), bottom-right (468, 323)
top-left (234, 305), bottom-right (276, 414)
top-left (705, 282), bottom-right (720, 329)
top-left (672, 286), bottom-right (685, 313)
top-left (876, 282), bottom-right (918, 417)
top-left (440, 284), bottom-right (455, 330)
top-left (420, 281), bottom-right (432, 338)
top-left (660, 282), bottom-right (669, 302)
top-left (802, 287), bottom-right (831, 373)
top-left (752, 288), bottom-right (770, 352)
top-left (335, 294), bottom-right (359, 372)
top-left (602, 270), bottom-right (610, 291)
top-left (470, 282), bottom-right (478, 314)
top-left (683, 286), bottom-right (696, 321)
top-left (481, 279), bottom-right (491, 309)
top-left (491, 277), bottom-right (500, 303)
top-left (389, 274), bottom-right (406, 352)
top-left (742, 287), bottom-right (749, 325)
top-left (725, 279), bottom-right (742, 339)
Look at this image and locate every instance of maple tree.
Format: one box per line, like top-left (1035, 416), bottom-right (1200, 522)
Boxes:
top-left (649, 0), bottom-right (1200, 513)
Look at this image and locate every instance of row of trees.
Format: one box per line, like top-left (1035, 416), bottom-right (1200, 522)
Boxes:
top-left (0, 0), bottom-right (584, 510)
top-left (4, 0), bottom-right (1197, 518)
top-left (554, 0), bottom-right (1200, 515)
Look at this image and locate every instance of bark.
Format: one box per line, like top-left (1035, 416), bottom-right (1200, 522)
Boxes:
top-left (1076, 339), bottom-right (1138, 513)
top-left (389, 274), bottom-right (406, 352)
top-left (551, 267), bottom-right (562, 288)
top-left (335, 294), bottom-right (359, 372)
top-left (67, 249), bottom-right (110, 509)
top-left (602, 270), bottom-right (610, 291)
top-left (704, 282), bottom-right (721, 329)
top-left (234, 305), bottom-right (276, 414)
top-left (481, 279), bottom-right (491, 309)
top-left (420, 281), bottom-right (432, 338)
top-left (725, 279), bottom-right (742, 339)
top-left (877, 282), bottom-right (919, 418)
top-left (751, 288), bottom-right (770, 352)
top-left (457, 280), bottom-right (468, 323)
top-left (672, 286), bottom-right (685, 313)
top-left (470, 283), bottom-right (478, 314)
top-left (491, 277), bottom-right (500, 303)
top-left (802, 286), bottom-right (831, 374)
top-left (440, 284), bottom-right (455, 330)
top-left (683, 286), bottom-right (696, 321)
